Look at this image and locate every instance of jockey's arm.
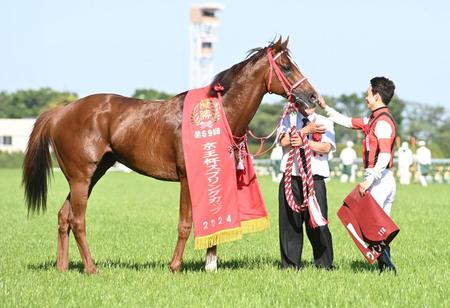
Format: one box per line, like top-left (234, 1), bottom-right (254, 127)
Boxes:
top-left (366, 153), bottom-right (391, 182)
top-left (324, 105), bottom-right (353, 128)
top-left (318, 96), bottom-right (366, 130)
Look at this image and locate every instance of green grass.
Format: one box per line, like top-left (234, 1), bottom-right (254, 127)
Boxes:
top-left (0, 169), bottom-right (449, 307)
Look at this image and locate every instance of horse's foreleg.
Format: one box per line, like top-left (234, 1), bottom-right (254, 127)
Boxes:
top-left (205, 245), bottom-right (218, 272)
top-left (56, 198), bottom-right (71, 271)
top-left (169, 178), bottom-right (192, 272)
top-left (68, 179), bottom-right (97, 274)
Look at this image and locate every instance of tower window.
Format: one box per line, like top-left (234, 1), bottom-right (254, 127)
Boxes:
top-left (202, 10), bottom-right (215, 17)
top-left (202, 42), bottom-right (212, 49)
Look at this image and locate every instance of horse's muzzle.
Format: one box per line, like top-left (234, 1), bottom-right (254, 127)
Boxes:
top-left (292, 93), bottom-right (317, 109)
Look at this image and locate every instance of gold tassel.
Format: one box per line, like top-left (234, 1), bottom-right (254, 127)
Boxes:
top-left (240, 216), bottom-right (270, 234)
top-left (194, 227), bottom-right (242, 249)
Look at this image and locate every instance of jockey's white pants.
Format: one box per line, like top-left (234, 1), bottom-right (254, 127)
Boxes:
top-left (365, 169), bottom-right (396, 216)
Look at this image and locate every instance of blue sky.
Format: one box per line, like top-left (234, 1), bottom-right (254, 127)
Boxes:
top-left (1, 0), bottom-right (449, 107)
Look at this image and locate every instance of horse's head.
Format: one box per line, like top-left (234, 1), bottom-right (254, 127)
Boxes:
top-left (265, 37), bottom-right (319, 109)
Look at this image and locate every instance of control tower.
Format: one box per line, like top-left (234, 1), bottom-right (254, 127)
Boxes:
top-left (189, 3), bottom-right (224, 89)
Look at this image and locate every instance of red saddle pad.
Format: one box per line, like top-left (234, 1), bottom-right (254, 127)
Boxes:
top-left (337, 186), bottom-right (400, 264)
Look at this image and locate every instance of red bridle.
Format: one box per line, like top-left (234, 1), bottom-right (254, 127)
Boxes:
top-left (266, 48), bottom-right (308, 102)
top-left (214, 49), bottom-right (310, 159)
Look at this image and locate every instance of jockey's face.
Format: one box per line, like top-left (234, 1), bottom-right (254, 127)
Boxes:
top-left (365, 86), bottom-right (382, 111)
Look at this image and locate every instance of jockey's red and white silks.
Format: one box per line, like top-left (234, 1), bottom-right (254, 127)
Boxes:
top-left (351, 107), bottom-right (396, 169)
top-left (182, 86), bottom-right (269, 249)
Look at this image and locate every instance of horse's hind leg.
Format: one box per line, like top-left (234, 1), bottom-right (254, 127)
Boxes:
top-left (68, 155), bottom-right (116, 274)
top-left (68, 178), bottom-right (97, 274)
top-left (169, 177), bottom-right (192, 272)
top-left (56, 197), bottom-right (71, 271)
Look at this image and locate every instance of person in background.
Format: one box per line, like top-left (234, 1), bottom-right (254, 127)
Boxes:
top-left (318, 76), bottom-right (397, 273)
top-left (434, 166), bottom-right (444, 184)
top-left (416, 140), bottom-right (432, 187)
top-left (397, 142), bottom-right (413, 185)
top-left (444, 166), bottom-right (450, 184)
top-left (270, 144), bottom-right (283, 182)
top-left (339, 141), bottom-right (357, 183)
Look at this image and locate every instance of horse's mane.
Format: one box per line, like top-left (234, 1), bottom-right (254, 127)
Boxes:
top-left (208, 39), bottom-right (290, 96)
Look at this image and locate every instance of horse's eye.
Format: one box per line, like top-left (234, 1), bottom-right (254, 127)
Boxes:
top-left (281, 65), bottom-right (291, 73)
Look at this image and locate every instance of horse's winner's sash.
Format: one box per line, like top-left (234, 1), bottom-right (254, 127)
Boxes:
top-left (182, 86), bottom-right (269, 249)
top-left (337, 186), bottom-right (400, 264)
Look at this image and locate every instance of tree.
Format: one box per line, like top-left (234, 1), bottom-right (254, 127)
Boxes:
top-left (435, 117), bottom-right (450, 157)
top-left (329, 93), bottom-right (367, 144)
top-left (403, 103), bottom-right (447, 141)
top-left (402, 102), bottom-right (450, 157)
top-left (388, 96), bottom-right (406, 130)
top-left (131, 89), bottom-right (173, 100)
top-left (0, 88), bottom-right (78, 118)
top-left (249, 101), bottom-right (284, 143)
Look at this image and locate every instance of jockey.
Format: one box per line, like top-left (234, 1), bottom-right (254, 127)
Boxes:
top-left (318, 76), bottom-right (397, 273)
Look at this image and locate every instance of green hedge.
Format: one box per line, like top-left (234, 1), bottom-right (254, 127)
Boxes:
top-left (0, 151), bottom-right (25, 168)
top-left (0, 151), bottom-right (61, 169)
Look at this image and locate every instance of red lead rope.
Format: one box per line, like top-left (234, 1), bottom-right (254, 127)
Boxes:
top-left (283, 129), bottom-right (328, 228)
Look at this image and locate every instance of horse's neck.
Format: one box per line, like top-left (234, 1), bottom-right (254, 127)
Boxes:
top-left (221, 66), bottom-right (267, 137)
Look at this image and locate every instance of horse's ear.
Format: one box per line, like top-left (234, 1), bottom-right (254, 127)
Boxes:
top-left (274, 36), bottom-right (282, 48)
top-left (281, 36), bottom-right (289, 49)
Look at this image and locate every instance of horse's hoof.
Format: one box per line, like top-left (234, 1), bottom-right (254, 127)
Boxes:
top-left (84, 266), bottom-right (97, 275)
top-left (169, 262), bottom-right (183, 273)
top-left (205, 256), bottom-right (218, 272)
top-left (56, 265), bottom-right (68, 272)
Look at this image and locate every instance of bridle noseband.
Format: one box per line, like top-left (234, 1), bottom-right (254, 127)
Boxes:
top-left (266, 48), bottom-right (308, 103)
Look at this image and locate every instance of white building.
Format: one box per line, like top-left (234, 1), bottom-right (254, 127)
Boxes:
top-left (189, 3), bottom-right (224, 89)
top-left (0, 118), bottom-right (35, 153)
top-left (0, 118), bottom-right (133, 172)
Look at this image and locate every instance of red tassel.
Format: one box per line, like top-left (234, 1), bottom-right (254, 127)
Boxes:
top-left (214, 83), bottom-right (224, 92)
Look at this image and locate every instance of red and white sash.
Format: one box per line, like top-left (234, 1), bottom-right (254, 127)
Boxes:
top-left (182, 86), bottom-right (269, 249)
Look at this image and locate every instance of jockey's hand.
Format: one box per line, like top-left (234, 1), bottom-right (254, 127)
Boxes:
top-left (318, 95), bottom-right (327, 109)
top-left (289, 132), bottom-right (303, 147)
top-left (301, 123), bottom-right (326, 135)
top-left (359, 178), bottom-right (374, 197)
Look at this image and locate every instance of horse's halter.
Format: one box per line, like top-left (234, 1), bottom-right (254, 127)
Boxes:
top-left (266, 48), bottom-right (308, 103)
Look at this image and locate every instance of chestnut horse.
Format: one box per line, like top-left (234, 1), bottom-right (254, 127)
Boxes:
top-left (22, 37), bottom-right (320, 274)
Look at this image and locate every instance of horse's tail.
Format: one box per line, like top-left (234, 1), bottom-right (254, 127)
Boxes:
top-left (22, 107), bottom-right (60, 215)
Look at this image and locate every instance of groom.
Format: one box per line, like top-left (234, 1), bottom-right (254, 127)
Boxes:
top-left (277, 102), bottom-right (336, 270)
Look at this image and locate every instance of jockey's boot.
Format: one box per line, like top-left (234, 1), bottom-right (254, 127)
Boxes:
top-left (378, 247), bottom-right (397, 275)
